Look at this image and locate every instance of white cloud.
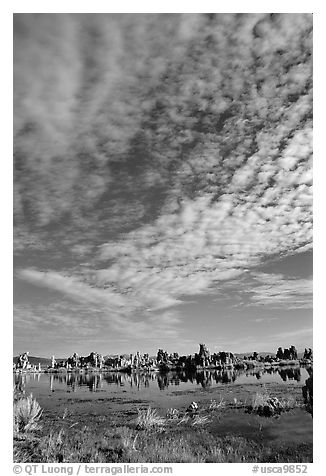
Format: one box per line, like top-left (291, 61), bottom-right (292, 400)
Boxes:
top-left (15, 269), bottom-right (184, 341)
top-left (96, 144), bottom-right (312, 307)
top-left (250, 317), bottom-right (279, 323)
top-left (244, 273), bottom-right (312, 309)
top-left (14, 14), bottom-right (313, 346)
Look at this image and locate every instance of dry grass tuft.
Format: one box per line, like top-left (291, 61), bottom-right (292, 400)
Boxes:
top-left (166, 408), bottom-right (180, 421)
top-left (191, 414), bottom-right (211, 426)
top-left (279, 395), bottom-right (297, 409)
top-left (14, 394), bottom-right (43, 435)
top-left (136, 407), bottom-right (165, 430)
top-left (209, 396), bottom-right (225, 410)
top-left (177, 414), bottom-right (190, 425)
top-left (250, 390), bottom-right (298, 417)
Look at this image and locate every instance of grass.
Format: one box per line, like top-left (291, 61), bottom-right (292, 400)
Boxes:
top-left (166, 408), bottom-right (180, 420)
top-left (13, 424), bottom-right (312, 463)
top-left (135, 407), bottom-right (165, 430)
top-left (209, 396), bottom-right (226, 410)
top-left (249, 389), bottom-right (298, 417)
top-left (13, 390), bottom-right (312, 463)
top-left (191, 414), bottom-right (211, 426)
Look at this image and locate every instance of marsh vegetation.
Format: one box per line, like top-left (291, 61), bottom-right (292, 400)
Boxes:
top-left (13, 377), bottom-right (312, 463)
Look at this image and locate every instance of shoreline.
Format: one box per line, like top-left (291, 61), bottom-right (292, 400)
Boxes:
top-left (13, 359), bottom-right (313, 374)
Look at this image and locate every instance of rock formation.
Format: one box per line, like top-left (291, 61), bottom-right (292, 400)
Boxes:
top-left (302, 367), bottom-right (313, 415)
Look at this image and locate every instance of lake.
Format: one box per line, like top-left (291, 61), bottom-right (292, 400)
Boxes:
top-left (14, 366), bottom-right (310, 411)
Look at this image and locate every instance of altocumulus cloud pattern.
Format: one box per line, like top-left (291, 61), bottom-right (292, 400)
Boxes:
top-left (14, 14), bottom-right (312, 346)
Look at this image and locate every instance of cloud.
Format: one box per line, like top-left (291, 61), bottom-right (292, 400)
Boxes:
top-left (96, 145), bottom-right (312, 307)
top-left (250, 317), bottom-right (279, 323)
top-left (14, 13), bottom-right (312, 240)
top-left (13, 14), bottom-right (192, 234)
top-left (16, 268), bottom-right (184, 342)
top-left (14, 14), bottom-right (313, 345)
top-left (270, 327), bottom-right (313, 340)
top-left (246, 273), bottom-right (313, 309)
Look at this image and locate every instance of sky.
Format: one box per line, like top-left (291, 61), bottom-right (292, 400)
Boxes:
top-left (13, 13), bottom-right (313, 358)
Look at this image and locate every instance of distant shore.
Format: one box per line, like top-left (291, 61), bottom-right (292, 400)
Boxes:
top-left (13, 358), bottom-right (313, 374)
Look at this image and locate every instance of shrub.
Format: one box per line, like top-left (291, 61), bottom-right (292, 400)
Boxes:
top-left (14, 394), bottom-right (43, 435)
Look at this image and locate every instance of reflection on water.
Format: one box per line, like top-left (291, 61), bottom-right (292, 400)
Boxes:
top-left (278, 367), bottom-right (301, 382)
top-left (14, 366), bottom-right (309, 394)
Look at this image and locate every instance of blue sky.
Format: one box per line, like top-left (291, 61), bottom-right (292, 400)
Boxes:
top-left (13, 13), bottom-right (312, 358)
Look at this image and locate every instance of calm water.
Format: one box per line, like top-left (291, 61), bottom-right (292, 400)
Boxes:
top-left (13, 365), bottom-right (313, 453)
top-left (14, 366), bottom-right (310, 402)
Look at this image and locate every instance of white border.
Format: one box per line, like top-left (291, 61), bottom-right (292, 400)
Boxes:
top-left (3, 3), bottom-right (323, 474)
